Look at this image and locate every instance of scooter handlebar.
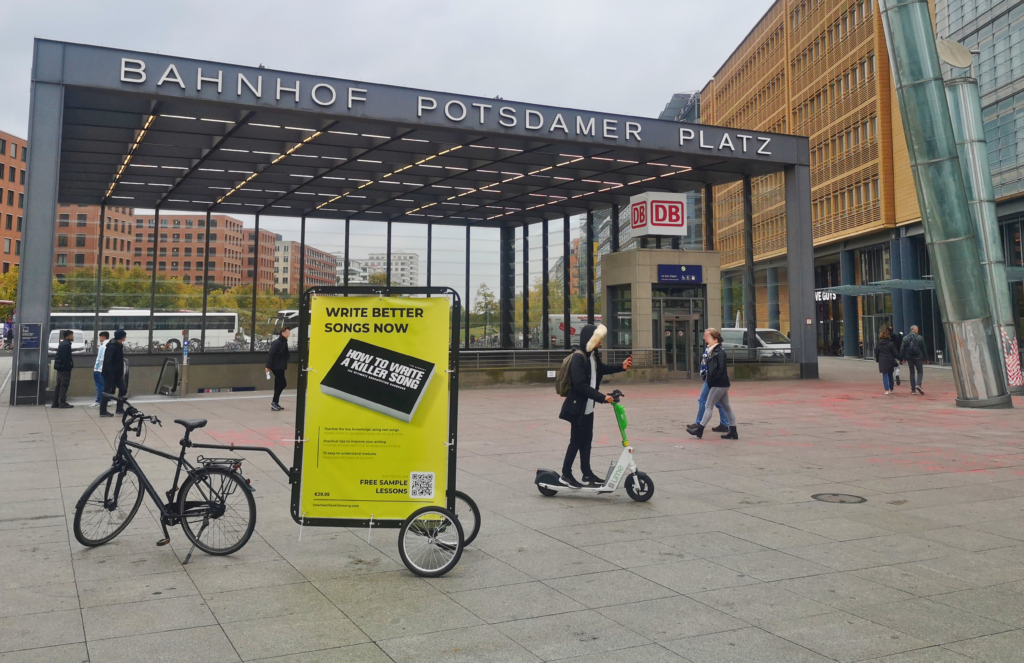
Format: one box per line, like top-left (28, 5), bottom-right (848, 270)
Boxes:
top-left (609, 389), bottom-right (625, 402)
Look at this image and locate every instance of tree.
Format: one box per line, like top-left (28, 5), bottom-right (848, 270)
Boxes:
top-left (368, 272), bottom-right (389, 285)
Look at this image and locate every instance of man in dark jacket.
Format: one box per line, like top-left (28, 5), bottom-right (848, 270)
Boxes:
top-left (52, 330), bottom-right (75, 409)
top-left (265, 327), bottom-right (291, 411)
top-left (900, 324), bottom-right (928, 395)
top-left (100, 330), bottom-right (128, 417)
top-left (558, 323), bottom-right (632, 488)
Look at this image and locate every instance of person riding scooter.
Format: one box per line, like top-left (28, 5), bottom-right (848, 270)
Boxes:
top-left (558, 323), bottom-right (632, 488)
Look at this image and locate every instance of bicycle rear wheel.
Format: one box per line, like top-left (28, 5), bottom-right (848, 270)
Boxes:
top-left (453, 491), bottom-right (481, 546)
top-left (178, 468), bottom-right (256, 556)
top-left (74, 465), bottom-right (144, 547)
top-left (399, 507), bottom-right (464, 577)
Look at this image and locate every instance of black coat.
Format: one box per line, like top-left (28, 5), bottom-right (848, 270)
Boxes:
top-left (54, 339), bottom-right (74, 371)
top-left (705, 344), bottom-right (730, 388)
top-left (558, 350), bottom-right (624, 422)
top-left (266, 335), bottom-right (290, 371)
top-left (102, 340), bottom-right (125, 382)
top-left (874, 338), bottom-right (898, 373)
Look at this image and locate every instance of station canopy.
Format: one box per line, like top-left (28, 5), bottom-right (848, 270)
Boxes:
top-left (47, 40), bottom-right (808, 226)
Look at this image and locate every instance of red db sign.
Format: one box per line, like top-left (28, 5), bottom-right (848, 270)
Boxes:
top-left (628, 192), bottom-right (688, 238)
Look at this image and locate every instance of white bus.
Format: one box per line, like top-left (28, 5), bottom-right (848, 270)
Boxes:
top-left (50, 309), bottom-right (242, 351)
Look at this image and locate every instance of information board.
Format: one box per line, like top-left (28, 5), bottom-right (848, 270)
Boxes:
top-left (296, 294), bottom-right (453, 523)
top-left (657, 264), bottom-right (703, 284)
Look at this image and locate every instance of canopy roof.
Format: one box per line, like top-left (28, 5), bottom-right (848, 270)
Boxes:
top-left (40, 40), bottom-right (809, 227)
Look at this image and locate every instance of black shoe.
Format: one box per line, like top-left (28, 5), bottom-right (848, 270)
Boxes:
top-left (271, 402), bottom-right (283, 411)
top-left (686, 423), bottom-right (699, 432)
top-left (895, 376), bottom-right (901, 385)
top-left (99, 411), bottom-right (114, 417)
top-left (51, 403), bottom-right (60, 409)
top-left (916, 387), bottom-right (924, 395)
top-left (58, 403), bottom-right (74, 409)
top-left (711, 424), bottom-right (729, 433)
top-left (114, 410), bottom-right (124, 415)
top-left (559, 473), bottom-right (583, 488)
top-left (721, 426), bottom-right (738, 440)
top-left (686, 424), bottom-right (704, 439)
top-left (581, 473), bottom-right (604, 486)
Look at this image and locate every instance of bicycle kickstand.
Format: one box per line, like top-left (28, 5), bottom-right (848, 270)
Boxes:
top-left (183, 522), bottom-right (208, 565)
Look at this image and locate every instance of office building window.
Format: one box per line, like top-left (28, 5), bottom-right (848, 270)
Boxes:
top-left (57, 234), bottom-right (68, 247)
top-left (76, 234), bottom-right (86, 248)
top-left (56, 254), bottom-right (66, 267)
top-left (74, 254), bottom-right (85, 266)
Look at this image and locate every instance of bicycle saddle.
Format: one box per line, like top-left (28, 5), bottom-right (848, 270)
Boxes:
top-left (174, 418), bottom-right (208, 432)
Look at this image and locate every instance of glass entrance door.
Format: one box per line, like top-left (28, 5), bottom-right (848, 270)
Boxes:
top-left (653, 284), bottom-right (706, 377)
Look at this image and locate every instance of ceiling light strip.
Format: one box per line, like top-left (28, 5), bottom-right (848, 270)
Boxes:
top-left (104, 114), bottom-right (156, 199)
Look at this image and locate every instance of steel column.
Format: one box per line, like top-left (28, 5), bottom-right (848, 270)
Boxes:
top-left (91, 203), bottom-right (106, 350)
top-left (610, 204), bottom-right (619, 252)
top-left (426, 223), bottom-right (432, 288)
top-left (784, 164), bottom-right (819, 378)
top-left (385, 220), bottom-right (391, 286)
top-left (742, 176), bottom-right (757, 350)
top-left (499, 225), bottom-right (515, 349)
top-left (249, 213), bottom-right (259, 352)
top-left (343, 217), bottom-right (350, 288)
top-left (563, 214), bottom-right (571, 349)
top-left (199, 210), bottom-right (210, 351)
top-left (899, 236), bottom-right (921, 329)
top-left (840, 248), bottom-right (859, 358)
top-left (13, 41), bottom-right (63, 405)
top-left (767, 266), bottom-right (780, 333)
top-left (522, 225), bottom-right (530, 349)
top-left (299, 214), bottom-right (306, 296)
top-left (149, 208), bottom-right (162, 352)
top-left (889, 238), bottom-right (905, 335)
top-left (704, 184), bottom-right (715, 251)
top-left (542, 218), bottom-right (550, 349)
top-left (465, 224), bottom-right (471, 348)
top-left (586, 211), bottom-right (595, 324)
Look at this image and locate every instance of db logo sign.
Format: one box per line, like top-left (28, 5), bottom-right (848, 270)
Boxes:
top-left (631, 202), bottom-right (646, 229)
top-left (651, 200), bottom-right (684, 227)
top-left (628, 192), bottom-right (688, 238)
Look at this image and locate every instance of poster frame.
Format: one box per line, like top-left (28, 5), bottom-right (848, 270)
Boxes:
top-left (289, 285), bottom-right (461, 529)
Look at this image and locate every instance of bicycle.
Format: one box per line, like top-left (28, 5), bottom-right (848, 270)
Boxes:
top-left (73, 398), bottom-right (259, 563)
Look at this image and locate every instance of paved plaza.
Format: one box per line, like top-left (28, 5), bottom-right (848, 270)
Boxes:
top-left (3, 358), bottom-right (1024, 662)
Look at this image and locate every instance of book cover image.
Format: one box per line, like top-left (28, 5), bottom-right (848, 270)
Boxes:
top-left (320, 338), bottom-right (436, 423)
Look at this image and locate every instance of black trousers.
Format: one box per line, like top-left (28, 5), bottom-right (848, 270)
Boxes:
top-left (52, 370), bottom-right (71, 406)
top-left (100, 377), bottom-right (127, 414)
top-left (272, 369), bottom-right (287, 404)
top-left (562, 412), bottom-right (595, 476)
top-left (906, 357), bottom-right (924, 390)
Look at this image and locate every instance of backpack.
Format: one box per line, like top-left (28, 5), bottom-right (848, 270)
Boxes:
top-left (905, 334), bottom-right (923, 359)
top-left (555, 350), bottom-right (583, 397)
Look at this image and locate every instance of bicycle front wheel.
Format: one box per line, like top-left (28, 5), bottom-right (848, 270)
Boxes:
top-left (178, 468), bottom-right (256, 556)
top-left (74, 465), bottom-right (144, 547)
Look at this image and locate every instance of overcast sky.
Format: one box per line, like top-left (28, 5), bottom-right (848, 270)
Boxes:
top-left (3, 0), bottom-right (772, 298)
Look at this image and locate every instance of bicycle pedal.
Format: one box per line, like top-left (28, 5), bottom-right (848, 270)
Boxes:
top-left (156, 538), bottom-right (170, 546)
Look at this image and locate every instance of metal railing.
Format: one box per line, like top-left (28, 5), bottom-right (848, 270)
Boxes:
top-left (457, 348), bottom-right (664, 370)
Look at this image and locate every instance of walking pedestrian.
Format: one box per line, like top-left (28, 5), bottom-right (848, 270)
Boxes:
top-left (888, 324), bottom-right (905, 386)
top-left (265, 326), bottom-right (291, 411)
top-left (51, 330), bottom-right (75, 409)
top-left (91, 331), bottom-right (109, 408)
top-left (687, 328), bottom-right (738, 439)
top-left (874, 328), bottom-right (899, 395)
top-left (900, 324), bottom-right (928, 395)
top-left (558, 323), bottom-right (632, 488)
top-left (687, 344), bottom-right (729, 434)
top-left (100, 330), bottom-right (127, 417)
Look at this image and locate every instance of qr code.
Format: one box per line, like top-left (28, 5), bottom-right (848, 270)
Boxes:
top-left (409, 472), bottom-right (434, 499)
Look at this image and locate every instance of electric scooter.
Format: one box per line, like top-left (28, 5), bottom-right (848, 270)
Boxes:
top-left (535, 390), bottom-right (654, 501)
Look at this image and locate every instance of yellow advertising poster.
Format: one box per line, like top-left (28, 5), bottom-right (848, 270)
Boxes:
top-left (299, 295), bottom-right (451, 521)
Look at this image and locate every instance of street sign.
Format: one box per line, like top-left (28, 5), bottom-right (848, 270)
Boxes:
top-left (657, 264), bottom-right (703, 284)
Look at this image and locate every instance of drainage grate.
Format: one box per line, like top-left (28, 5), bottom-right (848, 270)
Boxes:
top-left (811, 493), bottom-right (867, 504)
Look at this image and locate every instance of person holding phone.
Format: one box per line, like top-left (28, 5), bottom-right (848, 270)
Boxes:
top-left (558, 323), bottom-right (633, 488)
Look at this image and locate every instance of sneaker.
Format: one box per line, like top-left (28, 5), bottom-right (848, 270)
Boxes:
top-left (271, 402), bottom-right (283, 411)
top-left (559, 473), bottom-right (583, 489)
top-left (711, 424), bottom-right (729, 433)
top-left (916, 387), bottom-right (924, 395)
top-left (99, 412), bottom-right (114, 418)
top-left (884, 391), bottom-right (890, 395)
top-left (90, 402), bottom-right (100, 408)
top-left (581, 473), bottom-right (604, 486)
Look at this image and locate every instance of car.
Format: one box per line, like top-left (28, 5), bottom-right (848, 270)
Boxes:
top-left (720, 328), bottom-right (791, 359)
top-left (48, 329), bottom-right (87, 354)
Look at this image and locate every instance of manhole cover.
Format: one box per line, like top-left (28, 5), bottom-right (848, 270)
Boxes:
top-left (811, 493), bottom-right (867, 504)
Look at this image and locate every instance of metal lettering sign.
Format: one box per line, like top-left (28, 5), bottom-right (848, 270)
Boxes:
top-left (631, 192), bottom-right (688, 238)
top-left (657, 265), bottom-right (703, 284)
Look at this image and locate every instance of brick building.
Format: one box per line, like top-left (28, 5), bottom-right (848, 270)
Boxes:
top-left (54, 204), bottom-right (135, 277)
top-left (0, 130), bottom-right (26, 275)
top-left (133, 213), bottom-right (247, 287)
top-left (274, 239), bottom-right (337, 295)
top-left (246, 228), bottom-right (277, 292)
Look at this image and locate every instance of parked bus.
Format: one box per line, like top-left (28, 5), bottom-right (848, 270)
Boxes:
top-left (50, 309), bottom-right (242, 351)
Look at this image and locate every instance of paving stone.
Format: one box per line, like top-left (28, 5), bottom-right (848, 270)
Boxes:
top-left (714, 550), bottom-right (831, 582)
top-left (544, 569), bottom-right (678, 608)
top-left (943, 630), bottom-right (1024, 663)
top-left (844, 598), bottom-right (1012, 644)
top-left (0, 610), bottom-right (84, 654)
top-left (766, 612), bottom-right (931, 663)
top-left (378, 624), bottom-right (540, 663)
top-left (494, 610), bottom-right (650, 660)
top-left (85, 625), bottom-right (240, 663)
top-left (222, 608), bottom-right (369, 660)
top-left (663, 626), bottom-right (835, 663)
top-left (597, 595), bottom-right (747, 642)
top-left (0, 643), bottom-right (90, 663)
top-left (82, 594), bottom-right (216, 641)
top-left (689, 583), bottom-right (836, 626)
top-left (631, 558), bottom-right (759, 594)
top-left (343, 592), bottom-right (483, 640)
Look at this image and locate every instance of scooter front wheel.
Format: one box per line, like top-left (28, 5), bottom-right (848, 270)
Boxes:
top-left (625, 472), bottom-right (654, 502)
top-left (537, 485), bottom-right (558, 497)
